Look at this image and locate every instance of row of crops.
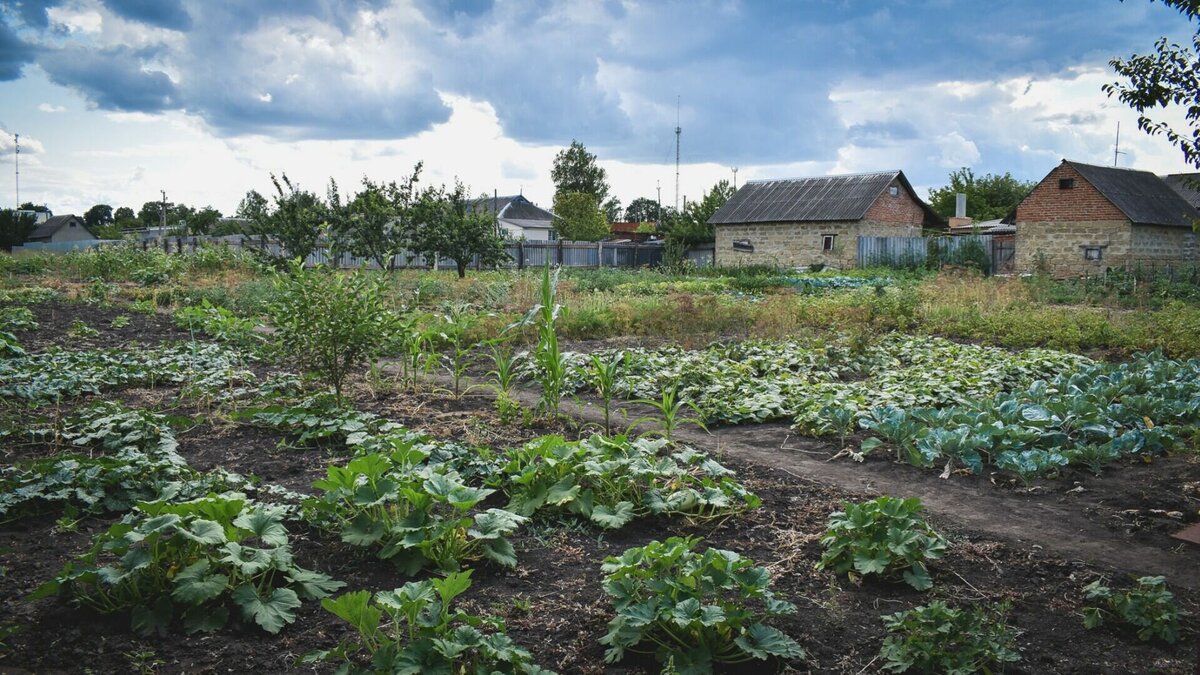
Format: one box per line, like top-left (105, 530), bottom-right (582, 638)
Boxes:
top-left (548, 335), bottom-right (1200, 481)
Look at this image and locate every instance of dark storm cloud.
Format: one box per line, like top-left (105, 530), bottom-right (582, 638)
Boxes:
top-left (101, 0), bottom-right (191, 31)
top-left (40, 46), bottom-right (177, 111)
top-left (0, 14), bottom-right (36, 80)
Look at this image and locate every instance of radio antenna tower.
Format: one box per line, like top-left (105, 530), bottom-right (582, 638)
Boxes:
top-left (674, 97), bottom-right (681, 213)
top-left (1113, 122), bottom-right (1127, 167)
top-left (14, 133), bottom-right (19, 209)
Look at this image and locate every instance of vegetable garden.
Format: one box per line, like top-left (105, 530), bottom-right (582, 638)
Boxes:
top-left (0, 247), bottom-right (1198, 673)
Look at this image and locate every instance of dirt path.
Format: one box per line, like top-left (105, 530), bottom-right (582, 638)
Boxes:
top-left (391, 365), bottom-right (1200, 589)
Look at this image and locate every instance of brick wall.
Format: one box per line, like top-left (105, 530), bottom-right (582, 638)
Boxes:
top-left (1014, 220), bottom-right (1130, 276)
top-left (715, 220), bottom-right (919, 268)
top-left (864, 178), bottom-right (928, 225)
top-left (1016, 163), bottom-right (1126, 223)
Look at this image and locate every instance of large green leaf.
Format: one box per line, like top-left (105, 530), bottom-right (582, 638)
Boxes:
top-left (342, 513), bottom-right (386, 546)
top-left (321, 590), bottom-right (382, 638)
top-left (171, 560), bottom-right (229, 604)
top-left (481, 539), bottom-right (518, 568)
top-left (733, 623), bottom-right (806, 660)
top-left (233, 508), bottom-right (289, 547)
top-left (286, 567), bottom-right (345, 600)
top-left (591, 502), bottom-right (635, 529)
top-left (231, 584), bottom-right (302, 634)
top-left (131, 596), bottom-right (174, 637)
top-left (180, 519), bottom-right (227, 546)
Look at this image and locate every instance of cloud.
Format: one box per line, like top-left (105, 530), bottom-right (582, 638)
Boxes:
top-left (0, 15), bottom-right (37, 80)
top-left (39, 45), bottom-right (177, 111)
top-left (37, 102), bottom-right (64, 112)
top-left (100, 0), bottom-right (191, 31)
top-left (0, 129), bottom-right (46, 155)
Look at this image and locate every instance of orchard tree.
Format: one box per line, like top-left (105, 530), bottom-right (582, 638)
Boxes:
top-left (552, 192), bottom-right (610, 241)
top-left (189, 206), bottom-right (223, 235)
top-left (113, 206), bottom-right (137, 228)
top-left (926, 168), bottom-right (1034, 221)
top-left (138, 200), bottom-right (165, 228)
top-left (1104, 0), bottom-right (1200, 167)
top-left (248, 174), bottom-right (328, 266)
top-left (83, 204), bottom-right (113, 228)
top-left (624, 197), bottom-right (660, 223)
top-left (411, 181), bottom-right (508, 278)
top-left (0, 209), bottom-right (36, 251)
top-left (327, 164), bottom-right (423, 270)
top-left (551, 140), bottom-right (610, 204)
top-left (662, 180), bottom-right (735, 245)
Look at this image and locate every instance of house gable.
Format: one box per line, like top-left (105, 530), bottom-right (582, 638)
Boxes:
top-left (863, 177), bottom-right (930, 226)
top-left (1015, 162), bottom-right (1128, 224)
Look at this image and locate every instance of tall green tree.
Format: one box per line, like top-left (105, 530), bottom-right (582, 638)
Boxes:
top-left (551, 140), bottom-right (610, 205)
top-left (248, 174), bottom-right (328, 267)
top-left (1104, 0), bottom-right (1200, 167)
top-left (138, 200), bottom-right (166, 228)
top-left (0, 209), bottom-right (36, 251)
top-left (624, 197), bottom-right (660, 223)
top-left (926, 169), bottom-right (1034, 221)
top-left (552, 192), bottom-right (610, 241)
top-left (189, 206), bottom-right (223, 235)
top-left (83, 204), bottom-right (113, 228)
top-left (662, 180), bottom-right (735, 245)
top-left (113, 206), bottom-right (136, 229)
top-left (410, 181), bottom-right (509, 278)
top-left (327, 164), bottom-right (423, 271)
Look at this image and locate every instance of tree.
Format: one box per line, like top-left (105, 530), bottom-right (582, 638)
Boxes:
top-left (113, 207), bottom-right (137, 229)
top-left (662, 180), bottom-right (735, 246)
top-left (552, 192), bottom-right (610, 241)
top-left (138, 200), bottom-right (165, 228)
top-left (602, 196), bottom-right (623, 224)
top-left (18, 202), bottom-right (49, 213)
top-left (189, 206), bottom-right (223, 235)
top-left (327, 164), bottom-right (423, 271)
top-left (551, 140), bottom-right (610, 204)
top-left (247, 174), bottom-right (328, 267)
top-left (0, 209), bottom-right (36, 251)
top-left (624, 197), bottom-right (660, 223)
top-left (237, 190), bottom-right (269, 220)
top-left (410, 181), bottom-right (509, 278)
top-left (926, 168), bottom-right (1035, 221)
top-left (1104, 1), bottom-right (1200, 167)
top-left (83, 204), bottom-right (113, 229)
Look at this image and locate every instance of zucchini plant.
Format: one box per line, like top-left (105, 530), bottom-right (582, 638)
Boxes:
top-left (490, 434), bottom-right (759, 529)
top-left (600, 536), bottom-right (805, 671)
top-left (305, 571), bottom-right (554, 674)
top-left (817, 496), bottom-right (946, 591)
top-left (1082, 576), bottom-right (1182, 643)
top-left (305, 453), bottom-right (525, 575)
top-left (879, 601), bottom-right (1021, 673)
top-left (32, 495), bottom-right (342, 635)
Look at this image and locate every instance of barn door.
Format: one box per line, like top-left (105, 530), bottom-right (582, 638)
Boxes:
top-left (992, 236), bottom-right (1015, 274)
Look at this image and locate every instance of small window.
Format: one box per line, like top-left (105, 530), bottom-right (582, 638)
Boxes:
top-left (1059, 178), bottom-right (1076, 189)
top-left (1084, 247), bottom-right (1103, 261)
top-left (888, 185), bottom-right (899, 197)
top-left (548, 230), bottom-right (558, 241)
top-left (822, 234), bottom-right (837, 251)
top-left (732, 239), bottom-right (754, 252)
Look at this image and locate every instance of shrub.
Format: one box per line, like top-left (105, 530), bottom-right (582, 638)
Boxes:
top-left (306, 571), bottom-right (553, 674)
top-left (268, 261), bottom-right (400, 405)
top-left (1082, 576), bottom-right (1182, 643)
top-left (817, 496), bottom-right (946, 590)
top-left (600, 536), bottom-right (805, 671)
top-left (32, 495), bottom-right (342, 635)
top-left (879, 601), bottom-right (1021, 673)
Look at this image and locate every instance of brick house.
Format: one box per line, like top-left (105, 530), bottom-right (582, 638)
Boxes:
top-left (1012, 160), bottom-right (1200, 276)
top-left (708, 170), bottom-right (943, 268)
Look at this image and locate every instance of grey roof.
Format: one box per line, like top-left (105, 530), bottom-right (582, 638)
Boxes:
top-left (708, 170), bottom-right (941, 226)
top-left (1162, 173), bottom-right (1200, 210)
top-left (1067, 160), bottom-right (1199, 228)
top-left (28, 214), bottom-right (92, 241)
top-left (470, 195), bottom-right (554, 223)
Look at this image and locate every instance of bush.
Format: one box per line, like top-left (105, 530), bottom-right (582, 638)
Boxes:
top-left (600, 536), bottom-right (805, 671)
top-left (817, 496), bottom-right (946, 590)
top-left (268, 262), bottom-right (400, 404)
top-left (1082, 576), bottom-right (1182, 643)
top-left (879, 601), bottom-right (1021, 673)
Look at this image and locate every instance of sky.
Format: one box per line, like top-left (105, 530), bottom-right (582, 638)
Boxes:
top-left (0, 0), bottom-right (1197, 218)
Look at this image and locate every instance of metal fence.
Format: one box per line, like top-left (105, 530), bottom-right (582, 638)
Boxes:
top-left (858, 234), bottom-right (995, 272)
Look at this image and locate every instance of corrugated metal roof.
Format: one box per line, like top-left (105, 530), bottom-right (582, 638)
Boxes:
top-left (1162, 173), bottom-right (1200, 210)
top-left (707, 170), bottom-right (942, 227)
top-left (1068, 161), bottom-right (1199, 228)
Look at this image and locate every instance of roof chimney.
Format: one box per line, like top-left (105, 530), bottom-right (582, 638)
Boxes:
top-left (955, 193), bottom-right (966, 218)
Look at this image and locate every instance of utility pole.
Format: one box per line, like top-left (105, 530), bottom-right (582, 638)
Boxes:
top-left (13, 133), bottom-right (19, 209)
top-left (732, 166), bottom-right (738, 190)
top-left (160, 190), bottom-right (168, 229)
top-left (674, 97), bottom-right (681, 214)
top-left (656, 180), bottom-right (662, 226)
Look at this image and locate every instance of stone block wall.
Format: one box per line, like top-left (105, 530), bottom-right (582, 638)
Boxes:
top-left (1130, 224), bottom-right (1199, 263)
top-left (1014, 220), bottom-right (1130, 276)
top-left (715, 220), bottom-right (919, 268)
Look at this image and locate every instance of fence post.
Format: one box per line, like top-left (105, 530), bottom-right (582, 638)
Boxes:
top-left (517, 241), bottom-right (524, 270)
top-left (557, 240), bottom-right (564, 266)
top-left (597, 241), bottom-right (603, 269)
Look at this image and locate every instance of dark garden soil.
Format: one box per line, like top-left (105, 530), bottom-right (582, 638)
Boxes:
top-left (3, 300), bottom-right (191, 352)
top-left (2, 302), bottom-right (1199, 673)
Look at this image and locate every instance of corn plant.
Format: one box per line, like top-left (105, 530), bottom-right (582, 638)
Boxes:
top-left (879, 601), bottom-right (1021, 673)
top-left (817, 496), bottom-right (946, 591)
top-left (630, 381), bottom-right (708, 443)
top-left (589, 352), bottom-right (626, 435)
top-left (600, 536), bottom-right (805, 671)
top-left (510, 264), bottom-right (569, 419)
top-left (487, 344), bottom-right (524, 425)
top-left (305, 452), bottom-right (525, 575)
top-left (32, 495), bottom-right (343, 635)
top-left (436, 302), bottom-right (484, 399)
top-left (1082, 576), bottom-right (1181, 643)
top-left (305, 571), bottom-right (554, 674)
top-left (394, 313), bottom-right (438, 392)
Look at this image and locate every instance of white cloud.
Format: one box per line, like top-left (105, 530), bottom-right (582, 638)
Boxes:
top-left (38, 103), bottom-right (66, 113)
